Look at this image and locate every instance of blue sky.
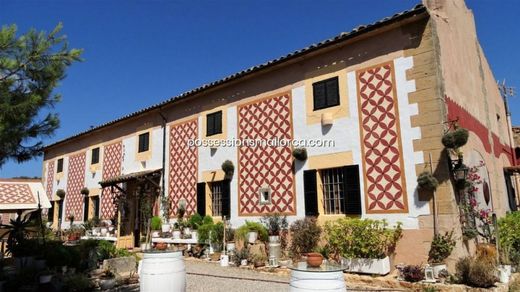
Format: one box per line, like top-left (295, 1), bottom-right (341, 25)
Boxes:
top-left (0, 0), bottom-right (518, 178)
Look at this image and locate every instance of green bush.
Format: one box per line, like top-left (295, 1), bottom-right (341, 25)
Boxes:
top-left (324, 218), bottom-right (402, 259)
top-left (151, 216), bottom-right (162, 230)
top-left (63, 274), bottom-right (94, 292)
top-left (428, 230), bottom-right (456, 263)
top-left (289, 218), bottom-right (321, 260)
top-left (261, 213), bottom-right (288, 236)
top-left (197, 221), bottom-right (224, 249)
top-left (455, 256), bottom-right (497, 288)
top-left (96, 240), bottom-right (117, 261)
top-left (202, 215), bottom-right (214, 225)
top-left (498, 212), bottom-right (520, 266)
top-left (188, 213), bottom-right (203, 229)
top-left (235, 221), bottom-right (268, 242)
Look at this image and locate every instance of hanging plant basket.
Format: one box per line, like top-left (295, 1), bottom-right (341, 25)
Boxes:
top-left (56, 189), bottom-right (66, 199)
top-left (221, 160), bottom-right (234, 177)
top-left (292, 148), bottom-right (308, 161)
top-left (417, 171), bottom-right (439, 191)
top-left (80, 187), bottom-right (90, 196)
top-left (441, 128), bottom-right (469, 149)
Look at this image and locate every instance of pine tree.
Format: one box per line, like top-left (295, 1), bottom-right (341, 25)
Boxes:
top-left (0, 23), bottom-right (82, 167)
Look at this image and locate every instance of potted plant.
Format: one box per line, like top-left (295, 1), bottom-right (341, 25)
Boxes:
top-left (235, 221), bottom-right (268, 244)
top-left (288, 218), bottom-right (322, 262)
top-left (252, 253), bottom-right (267, 268)
top-left (151, 216), bottom-right (162, 238)
top-left (221, 160), bottom-right (234, 178)
top-left (188, 213), bottom-right (203, 241)
top-left (428, 230), bottom-right (456, 278)
top-left (56, 189), bottom-right (66, 200)
top-left (225, 227), bottom-right (235, 253)
top-left (441, 127), bottom-right (469, 149)
top-left (417, 171), bottom-right (439, 192)
top-left (306, 252), bottom-right (324, 267)
top-left (99, 268), bottom-right (116, 290)
top-left (324, 218), bottom-right (402, 275)
top-left (261, 213), bottom-right (288, 243)
top-left (155, 242), bottom-right (168, 251)
top-left (292, 148), bottom-right (308, 161)
top-left (161, 195), bottom-right (172, 233)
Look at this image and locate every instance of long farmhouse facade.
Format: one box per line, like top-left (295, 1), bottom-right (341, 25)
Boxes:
top-left (41, 1), bottom-right (518, 264)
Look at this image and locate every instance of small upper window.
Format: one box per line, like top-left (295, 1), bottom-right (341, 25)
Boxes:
top-left (138, 132), bottom-right (150, 153)
top-left (259, 186), bottom-right (271, 205)
top-left (206, 111), bottom-right (223, 137)
top-left (57, 158), bottom-right (64, 173)
top-left (313, 77), bottom-right (340, 110)
top-left (91, 147), bottom-right (100, 165)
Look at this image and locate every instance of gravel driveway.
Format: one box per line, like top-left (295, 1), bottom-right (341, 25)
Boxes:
top-left (186, 260), bottom-right (289, 292)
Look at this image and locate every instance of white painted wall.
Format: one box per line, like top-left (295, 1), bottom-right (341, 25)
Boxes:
top-left (122, 127), bottom-right (164, 175)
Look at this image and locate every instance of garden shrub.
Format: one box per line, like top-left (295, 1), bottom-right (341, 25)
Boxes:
top-left (324, 218), bottom-right (402, 259)
top-left (498, 212), bottom-right (520, 266)
top-left (63, 274), bottom-right (94, 292)
top-left (188, 213), bottom-right (203, 229)
top-left (289, 217), bottom-right (321, 260)
top-left (197, 221), bottom-right (224, 249)
top-left (202, 215), bottom-right (214, 225)
top-left (428, 230), bottom-right (456, 263)
top-left (455, 256), bottom-right (497, 288)
top-left (397, 265), bottom-right (424, 282)
top-left (235, 221), bottom-right (268, 242)
top-left (96, 240), bottom-right (117, 261)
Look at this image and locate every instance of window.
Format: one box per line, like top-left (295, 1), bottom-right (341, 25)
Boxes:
top-left (258, 186), bottom-right (271, 205)
top-left (57, 158), bottom-right (64, 173)
top-left (211, 181), bottom-right (223, 217)
top-left (91, 147), bottom-right (100, 164)
top-left (321, 167), bottom-right (345, 214)
top-left (206, 111), bottom-right (222, 136)
top-left (138, 132), bottom-right (150, 153)
top-left (313, 77), bottom-right (340, 110)
top-left (92, 196), bottom-right (100, 218)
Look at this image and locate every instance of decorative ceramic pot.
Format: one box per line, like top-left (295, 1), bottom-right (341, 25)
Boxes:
top-left (306, 252), bottom-right (323, 268)
top-left (100, 227), bottom-right (108, 236)
top-left (172, 230), bottom-right (181, 239)
top-left (162, 224), bottom-right (171, 233)
top-left (247, 231), bottom-right (258, 244)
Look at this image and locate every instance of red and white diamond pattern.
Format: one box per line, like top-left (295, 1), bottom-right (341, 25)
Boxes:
top-left (0, 183), bottom-right (35, 204)
top-left (45, 160), bottom-right (55, 200)
top-left (168, 120), bottom-right (198, 217)
top-left (65, 152), bottom-right (86, 219)
top-left (357, 63), bottom-right (408, 213)
top-left (238, 94), bottom-right (295, 215)
top-left (101, 142), bottom-right (123, 219)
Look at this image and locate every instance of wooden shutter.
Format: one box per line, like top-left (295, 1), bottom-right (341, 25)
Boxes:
top-left (303, 169), bottom-right (319, 216)
top-left (93, 196), bottom-right (100, 218)
top-left (196, 182), bottom-right (206, 216)
top-left (215, 111), bottom-right (222, 134)
top-left (342, 165), bottom-right (362, 215)
top-left (83, 197), bottom-right (89, 221)
top-left (221, 179), bottom-right (231, 219)
top-left (138, 133), bottom-right (149, 152)
top-left (206, 114), bottom-right (214, 136)
top-left (57, 159), bottom-right (63, 173)
top-left (313, 82), bottom-right (326, 110)
top-left (505, 171), bottom-right (518, 211)
top-left (326, 77), bottom-right (340, 107)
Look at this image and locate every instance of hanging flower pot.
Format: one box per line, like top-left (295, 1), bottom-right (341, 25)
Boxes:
top-left (56, 189), bottom-right (66, 200)
top-left (292, 148), bottom-right (308, 161)
top-left (442, 128), bottom-right (469, 149)
top-left (221, 160), bottom-right (234, 177)
top-left (417, 171), bottom-right (439, 191)
top-left (80, 187), bottom-right (89, 196)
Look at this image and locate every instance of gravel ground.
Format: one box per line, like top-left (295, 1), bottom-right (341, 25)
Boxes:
top-left (185, 259), bottom-right (289, 292)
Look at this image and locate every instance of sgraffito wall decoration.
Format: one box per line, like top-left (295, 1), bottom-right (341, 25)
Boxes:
top-left (357, 63), bottom-right (408, 213)
top-left (0, 184), bottom-right (35, 205)
top-left (237, 93), bottom-right (295, 215)
top-left (101, 142), bottom-right (123, 219)
top-left (45, 160), bottom-right (55, 200)
top-left (168, 119), bottom-right (198, 216)
top-left (65, 152), bottom-right (86, 218)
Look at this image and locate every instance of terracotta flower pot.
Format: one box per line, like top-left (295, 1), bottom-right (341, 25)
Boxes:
top-left (306, 252), bottom-right (323, 267)
top-left (155, 242), bottom-right (168, 250)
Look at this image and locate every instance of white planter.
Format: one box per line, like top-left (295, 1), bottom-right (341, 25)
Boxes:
top-left (432, 263), bottom-right (447, 278)
top-left (269, 235), bottom-right (280, 243)
top-left (39, 274), bottom-right (53, 284)
top-left (173, 230), bottom-right (181, 239)
top-left (247, 231), bottom-right (258, 244)
top-left (341, 256), bottom-right (391, 275)
top-left (191, 231), bottom-right (198, 241)
top-left (108, 226), bottom-right (115, 232)
top-left (183, 227), bottom-right (191, 236)
top-left (140, 243), bottom-right (151, 250)
top-left (220, 255), bottom-right (229, 267)
top-left (499, 264), bottom-right (512, 276)
top-left (499, 268), bottom-right (510, 283)
top-left (226, 242), bottom-right (235, 253)
top-left (140, 251), bottom-right (186, 292)
top-left (240, 259), bottom-right (248, 266)
top-left (99, 278), bottom-right (116, 290)
top-left (162, 224), bottom-right (171, 233)
top-left (100, 227), bottom-right (108, 236)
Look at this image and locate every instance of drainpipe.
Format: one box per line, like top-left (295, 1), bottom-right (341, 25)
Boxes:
top-left (158, 109), bottom-right (167, 200)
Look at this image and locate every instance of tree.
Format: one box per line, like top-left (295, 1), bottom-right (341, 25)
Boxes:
top-left (0, 23), bottom-right (82, 167)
